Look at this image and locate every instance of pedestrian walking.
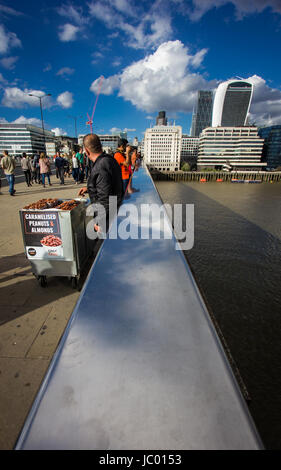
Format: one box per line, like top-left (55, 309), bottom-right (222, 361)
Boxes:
top-left (33, 153), bottom-right (41, 183)
top-left (30, 156), bottom-right (37, 183)
top-left (21, 153), bottom-right (32, 187)
top-left (71, 151), bottom-right (79, 184)
top-left (55, 153), bottom-right (66, 185)
top-left (39, 152), bottom-right (52, 187)
top-left (1, 150), bottom-right (16, 196)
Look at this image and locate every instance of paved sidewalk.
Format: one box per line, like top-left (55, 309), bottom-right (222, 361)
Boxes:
top-left (0, 175), bottom-right (94, 449)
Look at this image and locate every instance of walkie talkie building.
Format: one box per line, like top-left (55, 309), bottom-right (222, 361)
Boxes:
top-left (212, 79), bottom-right (253, 127)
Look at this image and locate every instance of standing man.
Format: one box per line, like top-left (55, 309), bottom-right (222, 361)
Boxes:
top-left (55, 152), bottom-right (66, 185)
top-left (21, 153), bottom-right (32, 187)
top-left (76, 147), bottom-right (85, 183)
top-left (1, 150), bottom-right (16, 196)
top-left (78, 134), bottom-right (123, 234)
top-left (114, 138), bottom-right (132, 194)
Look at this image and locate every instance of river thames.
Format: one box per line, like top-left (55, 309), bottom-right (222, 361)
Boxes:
top-left (156, 180), bottom-right (281, 450)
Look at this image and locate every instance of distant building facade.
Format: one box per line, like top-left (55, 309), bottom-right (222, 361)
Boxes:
top-left (212, 79), bottom-right (253, 127)
top-left (156, 111), bottom-right (167, 126)
top-left (197, 127), bottom-right (265, 170)
top-left (0, 123), bottom-right (55, 156)
top-left (181, 135), bottom-right (199, 164)
top-left (191, 91), bottom-right (213, 137)
top-left (258, 125), bottom-right (281, 169)
top-left (144, 125), bottom-right (182, 171)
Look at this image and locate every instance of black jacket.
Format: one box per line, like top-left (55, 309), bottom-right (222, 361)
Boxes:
top-left (87, 152), bottom-right (124, 231)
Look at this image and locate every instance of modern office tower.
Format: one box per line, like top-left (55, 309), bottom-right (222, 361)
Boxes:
top-left (156, 111), bottom-right (167, 126)
top-left (0, 123), bottom-right (55, 156)
top-left (197, 127), bottom-right (265, 170)
top-left (258, 125), bottom-right (281, 169)
top-left (212, 79), bottom-right (253, 127)
top-left (181, 135), bottom-right (199, 164)
top-left (191, 91), bottom-right (213, 137)
top-left (144, 124), bottom-right (182, 171)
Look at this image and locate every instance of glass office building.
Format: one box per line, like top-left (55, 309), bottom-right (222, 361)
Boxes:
top-left (258, 125), bottom-right (281, 169)
top-left (191, 91), bottom-right (213, 137)
top-left (0, 123), bottom-right (55, 156)
top-left (212, 80), bottom-right (253, 127)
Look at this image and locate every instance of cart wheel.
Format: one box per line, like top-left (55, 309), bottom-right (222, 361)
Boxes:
top-left (39, 276), bottom-right (47, 288)
top-left (71, 277), bottom-right (78, 289)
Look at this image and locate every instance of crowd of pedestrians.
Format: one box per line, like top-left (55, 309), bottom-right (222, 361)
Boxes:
top-left (0, 139), bottom-right (141, 209)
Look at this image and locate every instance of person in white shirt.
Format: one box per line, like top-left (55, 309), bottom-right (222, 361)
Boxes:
top-left (21, 153), bottom-right (32, 187)
top-left (72, 151), bottom-right (79, 184)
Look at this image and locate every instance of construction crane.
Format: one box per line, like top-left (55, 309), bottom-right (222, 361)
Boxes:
top-left (86, 75), bottom-right (104, 134)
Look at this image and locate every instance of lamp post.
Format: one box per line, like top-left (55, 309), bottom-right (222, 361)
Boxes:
top-left (68, 115), bottom-right (82, 140)
top-left (28, 93), bottom-right (51, 151)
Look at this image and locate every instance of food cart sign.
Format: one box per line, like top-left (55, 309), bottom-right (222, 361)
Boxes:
top-left (22, 211), bottom-right (64, 259)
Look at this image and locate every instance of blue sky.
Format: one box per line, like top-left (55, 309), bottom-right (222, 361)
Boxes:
top-left (1, 0), bottom-right (281, 140)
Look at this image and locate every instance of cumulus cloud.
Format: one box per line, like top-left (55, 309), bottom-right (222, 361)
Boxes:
top-left (56, 91), bottom-right (73, 108)
top-left (12, 115), bottom-right (42, 126)
top-left (90, 40), bottom-right (215, 113)
top-left (1, 88), bottom-right (53, 108)
top-left (174, 0), bottom-right (281, 21)
top-left (0, 56), bottom-right (18, 70)
top-left (247, 75), bottom-right (281, 126)
top-left (51, 127), bottom-right (67, 136)
top-left (0, 24), bottom-right (21, 54)
top-left (58, 24), bottom-right (80, 42)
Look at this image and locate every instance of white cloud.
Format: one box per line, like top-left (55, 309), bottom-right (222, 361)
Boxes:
top-left (56, 91), bottom-right (73, 108)
top-left (88, 0), bottom-right (173, 50)
top-left (90, 75), bottom-right (120, 95)
top-left (1, 88), bottom-right (53, 108)
top-left (110, 127), bottom-right (122, 133)
top-left (57, 4), bottom-right (87, 24)
top-left (12, 115), bottom-right (42, 126)
top-left (0, 116), bottom-right (8, 123)
top-left (57, 67), bottom-right (75, 77)
top-left (91, 41), bottom-right (216, 113)
top-left (58, 24), bottom-right (80, 42)
top-left (0, 5), bottom-right (24, 17)
top-left (51, 127), bottom-right (67, 136)
top-left (124, 128), bottom-right (136, 132)
top-left (247, 75), bottom-right (281, 126)
top-left (0, 24), bottom-right (21, 54)
top-left (0, 56), bottom-right (18, 70)
top-left (175, 0), bottom-right (281, 21)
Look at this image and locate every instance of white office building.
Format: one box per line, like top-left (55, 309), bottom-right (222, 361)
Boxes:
top-left (181, 135), bottom-right (199, 164)
top-left (212, 79), bottom-right (253, 127)
top-left (197, 127), bottom-right (265, 170)
top-left (144, 125), bottom-right (182, 171)
top-left (0, 123), bottom-right (55, 156)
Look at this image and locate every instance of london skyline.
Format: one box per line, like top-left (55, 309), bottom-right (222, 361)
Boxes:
top-left (0, 0), bottom-right (281, 139)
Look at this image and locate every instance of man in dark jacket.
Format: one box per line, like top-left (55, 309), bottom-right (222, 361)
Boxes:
top-left (78, 134), bottom-right (123, 234)
top-left (55, 152), bottom-right (66, 185)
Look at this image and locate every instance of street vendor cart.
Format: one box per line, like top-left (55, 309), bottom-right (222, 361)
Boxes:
top-left (19, 198), bottom-right (94, 288)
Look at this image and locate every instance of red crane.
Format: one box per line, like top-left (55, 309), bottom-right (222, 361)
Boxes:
top-left (87, 75), bottom-right (104, 134)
